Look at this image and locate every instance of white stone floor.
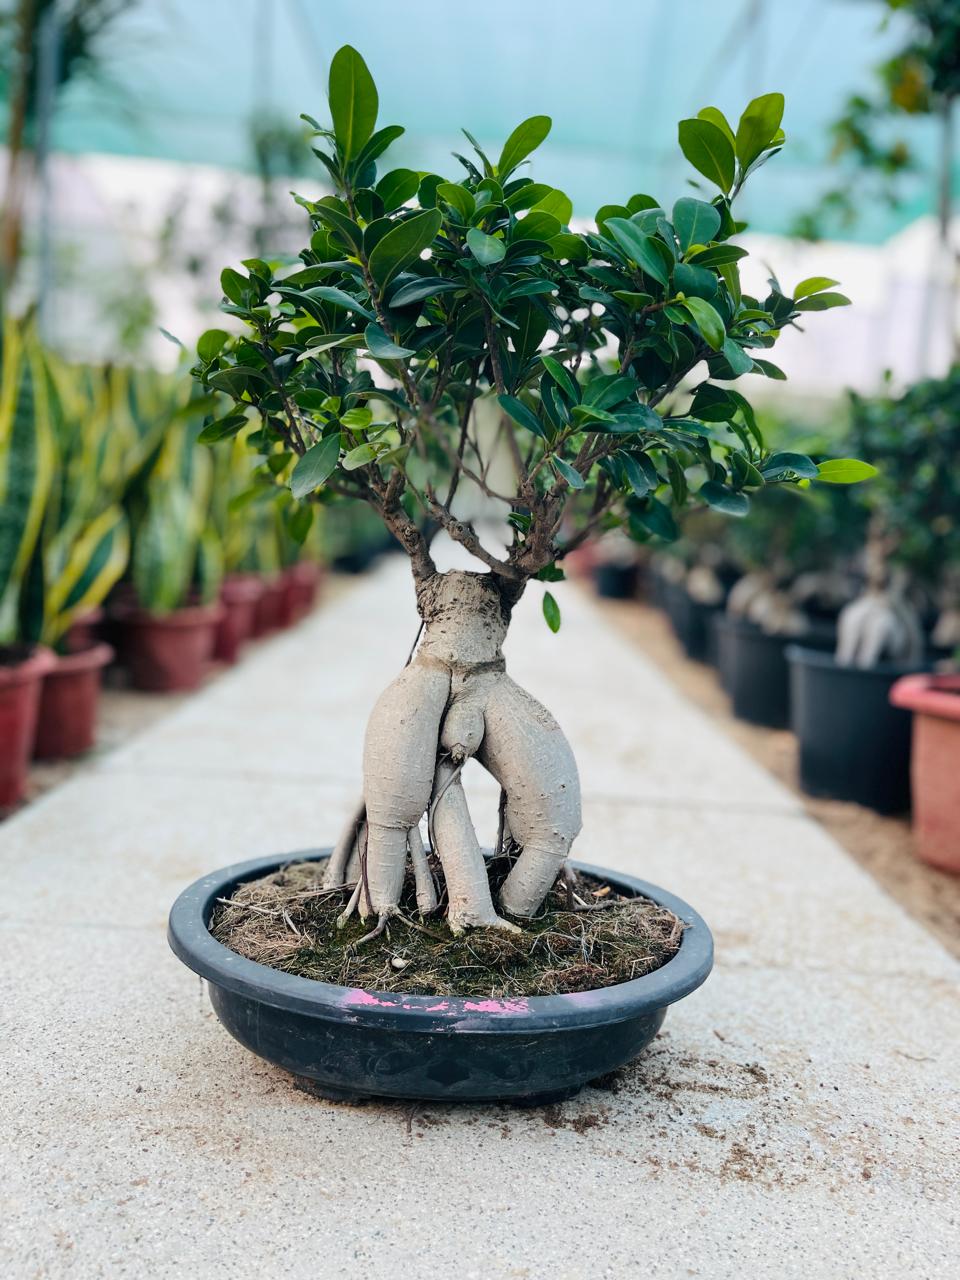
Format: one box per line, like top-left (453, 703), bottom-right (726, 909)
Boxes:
top-left (2, 561), bottom-right (958, 1280)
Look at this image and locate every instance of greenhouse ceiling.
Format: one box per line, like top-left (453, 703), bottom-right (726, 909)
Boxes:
top-left (12, 0), bottom-right (948, 242)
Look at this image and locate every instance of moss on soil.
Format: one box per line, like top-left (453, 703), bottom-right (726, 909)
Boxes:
top-left (210, 856), bottom-right (683, 998)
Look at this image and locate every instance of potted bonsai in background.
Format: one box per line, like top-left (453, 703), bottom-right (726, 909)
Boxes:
top-left (715, 477), bottom-right (864, 726)
top-left (789, 372), bottom-right (958, 813)
top-left (169, 47), bottom-right (864, 1103)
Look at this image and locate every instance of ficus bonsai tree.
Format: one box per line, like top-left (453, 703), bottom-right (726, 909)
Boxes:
top-left (194, 45), bottom-right (862, 940)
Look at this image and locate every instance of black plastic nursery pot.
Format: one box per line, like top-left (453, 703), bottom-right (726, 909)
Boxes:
top-left (787, 646), bottom-right (926, 814)
top-left (665, 586), bottom-right (722, 665)
top-left (592, 562), bottom-right (638, 600)
top-left (168, 849), bottom-right (713, 1106)
top-left (714, 615), bottom-right (834, 729)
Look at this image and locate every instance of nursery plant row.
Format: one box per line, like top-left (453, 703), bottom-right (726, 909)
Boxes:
top-left (0, 325), bottom-right (334, 812)
top-left (587, 374), bottom-right (960, 874)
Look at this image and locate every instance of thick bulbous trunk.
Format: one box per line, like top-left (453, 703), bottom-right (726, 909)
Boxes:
top-left (327, 569), bottom-right (582, 931)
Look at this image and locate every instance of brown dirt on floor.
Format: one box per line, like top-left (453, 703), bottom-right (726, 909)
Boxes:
top-left (210, 857), bottom-right (683, 997)
top-left (595, 592), bottom-right (960, 960)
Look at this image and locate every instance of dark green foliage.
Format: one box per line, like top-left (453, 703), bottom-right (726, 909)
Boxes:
top-left (194, 46), bottom-right (855, 588)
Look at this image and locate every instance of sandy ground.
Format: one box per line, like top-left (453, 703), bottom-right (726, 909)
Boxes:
top-left (597, 593), bottom-right (960, 961)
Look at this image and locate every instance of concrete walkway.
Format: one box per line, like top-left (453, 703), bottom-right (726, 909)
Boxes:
top-left (2, 562), bottom-right (958, 1280)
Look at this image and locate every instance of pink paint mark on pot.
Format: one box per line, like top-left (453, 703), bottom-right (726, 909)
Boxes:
top-left (342, 989), bottom-right (393, 1008)
top-left (462, 997), bottom-right (529, 1014)
top-left (423, 1001), bottom-right (451, 1013)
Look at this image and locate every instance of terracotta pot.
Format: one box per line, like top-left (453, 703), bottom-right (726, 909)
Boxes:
top-left (34, 642), bottom-right (114, 760)
top-left (282, 561), bottom-right (324, 624)
top-left (890, 674), bottom-right (960, 872)
top-left (114, 603), bottom-right (222, 692)
top-left (63, 607), bottom-right (104, 654)
top-left (252, 577), bottom-right (285, 636)
top-left (0, 647), bottom-right (54, 808)
top-left (214, 576), bottom-right (264, 665)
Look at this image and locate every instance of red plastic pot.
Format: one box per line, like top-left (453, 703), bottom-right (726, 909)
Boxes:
top-left (114, 603), bottom-right (222, 692)
top-left (252, 577), bottom-right (285, 636)
top-left (890, 674), bottom-right (960, 872)
top-left (282, 561), bottom-right (324, 624)
top-left (33, 642), bottom-right (114, 760)
top-left (214, 576), bottom-right (264, 665)
top-left (63, 607), bottom-right (104, 654)
top-left (0, 647), bottom-right (54, 808)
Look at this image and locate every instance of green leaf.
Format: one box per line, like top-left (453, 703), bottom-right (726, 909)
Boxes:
top-left (340, 406), bottom-right (372, 430)
top-left (672, 198), bottom-right (721, 253)
top-left (678, 118), bottom-right (735, 193)
top-left (466, 226), bottom-right (506, 266)
top-left (697, 106), bottom-right (735, 147)
top-left (436, 182), bottom-right (476, 220)
top-left (328, 45), bottom-right (378, 160)
top-left (220, 268), bottom-right (249, 306)
top-left (498, 115), bottom-right (552, 180)
top-left (389, 277), bottom-right (460, 307)
top-left (720, 337), bottom-right (754, 376)
top-left (681, 296), bottom-right (725, 350)
top-left (364, 323), bottom-right (415, 359)
top-left (368, 209), bottom-right (443, 287)
top-left (197, 328), bottom-right (230, 362)
top-left (604, 218), bottom-right (670, 286)
top-left (542, 590), bottom-right (561, 633)
top-left (498, 393), bottom-right (545, 438)
top-left (552, 457), bottom-right (585, 489)
top-left (633, 496), bottom-right (677, 541)
top-left (290, 433), bottom-right (341, 499)
top-left (197, 412), bottom-right (247, 444)
top-left (298, 285), bottom-right (374, 320)
top-left (375, 168), bottom-right (420, 211)
top-left (700, 481), bottom-right (750, 515)
top-left (342, 442), bottom-right (378, 470)
top-left (793, 291), bottom-right (851, 312)
top-left (793, 276), bottom-right (840, 300)
top-left (761, 451), bottom-right (819, 481)
top-left (815, 458), bottom-right (878, 484)
top-left (735, 93), bottom-right (785, 173)
top-left (620, 452), bottom-right (653, 497)
top-left (540, 354), bottom-right (579, 403)
top-left (533, 188), bottom-right (573, 224)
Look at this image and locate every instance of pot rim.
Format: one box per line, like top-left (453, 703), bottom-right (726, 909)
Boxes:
top-left (220, 575), bottom-right (265, 604)
top-left (786, 643), bottom-right (929, 680)
top-left (0, 645), bottom-right (56, 687)
top-left (112, 602), bottom-right (224, 628)
top-left (45, 641), bottom-right (115, 676)
top-left (890, 672), bottom-right (960, 722)
top-left (168, 849), bottom-right (714, 1034)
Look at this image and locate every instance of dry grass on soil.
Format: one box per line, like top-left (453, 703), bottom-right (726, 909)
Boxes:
top-left (211, 857), bottom-right (684, 998)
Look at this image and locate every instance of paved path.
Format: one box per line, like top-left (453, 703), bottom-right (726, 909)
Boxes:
top-left (2, 561), bottom-right (958, 1279)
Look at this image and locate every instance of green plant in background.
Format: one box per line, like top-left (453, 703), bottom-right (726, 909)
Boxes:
top-left (190, 45), bottom-right (871, 936)
top-left (130, 389), bottom-right (223, 614)
top-left (0, 319), bottom-right (54, 647)
top-left (794, 0), bottom-right (959, 242)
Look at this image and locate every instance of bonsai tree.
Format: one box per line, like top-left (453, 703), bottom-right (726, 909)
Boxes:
top-left (195, 46), bottom-right (862, 938)
top-left (836, 369), bottom-right (960, 666)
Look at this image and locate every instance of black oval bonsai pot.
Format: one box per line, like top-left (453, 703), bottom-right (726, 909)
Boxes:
top-left (714, 614), bottom-right (834, 728)
top-left (787, 646), bottom-right (928, 813)
top-left (168, 849), bottom-right (713, 1106)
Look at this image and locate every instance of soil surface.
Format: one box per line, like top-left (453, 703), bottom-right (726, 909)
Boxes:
top-left (211, 858), bottom-right (683, 996)
top-left (597, 592), bottom-right (960, 961)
